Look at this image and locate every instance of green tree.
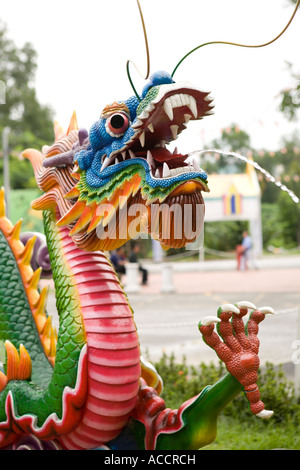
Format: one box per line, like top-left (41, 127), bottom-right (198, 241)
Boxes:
top-left (278, 62), bottom-right (300, 122)
top-left (0, 20), bottom-right (54, 189)
top-left (277, 190), bottom-right (300, 246)
top-left (202, 121), bottom-right (300, 250)
top-left (204, 220), bottom-right (248, 252)
top-left (202, 124), bottom-right (252, 174)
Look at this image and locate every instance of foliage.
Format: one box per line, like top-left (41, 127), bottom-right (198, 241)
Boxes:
top-left (9, 189), bottom-right (44, 234)
top-left (0, 155), bottom-right (37, 190)
top-left (0, 20), bottom-right (54, 142)
top-left (277, 190), bottom-right (300, 247)
top-left (203, 124), bottom-right (250, 174)
top-left (0, 20), bottom-right (54, 190)
top-left (204, 220), bottom-right (248, 252)
top-left (278, 62), bottom-right (300, 122)
top-left (153, 352), bottom-right (226, 410)
top-left (261, 203), bottom-right (286, 249)
top-left (199, 121), bottom-right (300, 252)
top-left (153, 353), bottom-right (300, 449)
top-left (204, 415), bottom-right (300, 450)
top-left (153, 353), bottom-right (300, 427)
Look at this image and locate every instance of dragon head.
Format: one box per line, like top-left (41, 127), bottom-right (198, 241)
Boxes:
top-left (24, 71), bottom-right (213, 251)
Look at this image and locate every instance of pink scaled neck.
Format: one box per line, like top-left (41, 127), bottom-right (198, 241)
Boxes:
top-left (56, 224), bottom-right (141, 450)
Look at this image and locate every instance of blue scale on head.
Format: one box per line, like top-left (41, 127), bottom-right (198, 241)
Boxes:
top-left (75, 70), bottom-right (207, 189)
top-left (81, 158), bottom-right (207, 189)
top-left (141, 70), bottom-right (175, 98)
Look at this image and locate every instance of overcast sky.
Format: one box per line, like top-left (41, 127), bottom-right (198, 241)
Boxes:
top-left (1, 0), bottom-right (300, 153)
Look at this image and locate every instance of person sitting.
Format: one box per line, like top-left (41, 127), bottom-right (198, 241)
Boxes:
top-left (110, 247), bottom-right (126, 279)
top-left (129, 243), bottom-right (148, 286)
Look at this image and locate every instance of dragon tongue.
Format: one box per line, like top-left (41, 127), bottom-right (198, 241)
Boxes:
top-left (150, 147), bottom-right (187, 164)
top-left (150, 148), bottom-right (174, 162)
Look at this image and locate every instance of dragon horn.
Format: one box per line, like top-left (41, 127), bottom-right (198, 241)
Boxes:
top-left (67, 111), bottom-right (79, 135)
top-left (10, 219), bottom-right (23, 241)
top-left (0, 187), bottom-right (6, 218)
top-left (54, 120), bottom-right (65, 142)
top-left (56, 200), bottom-right (87, 227)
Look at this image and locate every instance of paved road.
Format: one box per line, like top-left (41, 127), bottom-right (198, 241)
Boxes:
top-left (47, 259), bottom-right (300, 378)
top-left (130, 289), bottom-right (299, 367)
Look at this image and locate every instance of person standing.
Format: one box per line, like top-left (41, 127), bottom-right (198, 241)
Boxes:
top-left (129, 243), bottom-right (148, 286)
top-left (240, 231), bottom-right (253, 271)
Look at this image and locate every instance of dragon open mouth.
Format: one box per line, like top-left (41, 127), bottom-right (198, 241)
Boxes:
top-left (24, 72), bottom-right (213, 251)
top-left (99, 81), bottom-right (213, 185)
top-left (102, 146), bottom-right (192, 178)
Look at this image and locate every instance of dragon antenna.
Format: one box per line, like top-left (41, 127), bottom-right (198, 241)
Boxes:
top-left (171, 0), bottom-right (300, 77)
top-left (127, 0), bottom-right (150, 101)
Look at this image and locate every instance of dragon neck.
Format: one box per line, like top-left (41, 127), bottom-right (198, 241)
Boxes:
top-left (44, 207), bottom-right (140, 361)
top-left (44, 209), bottom-right (141, 449)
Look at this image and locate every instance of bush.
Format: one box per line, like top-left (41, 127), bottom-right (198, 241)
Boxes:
top-left (204, 220), bottom-right (248, 252)
top-left (152, 353), bottom-right (300, 426)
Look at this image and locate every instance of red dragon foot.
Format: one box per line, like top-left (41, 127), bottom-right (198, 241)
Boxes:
top-left (199, 301), bottom-right (274, 419)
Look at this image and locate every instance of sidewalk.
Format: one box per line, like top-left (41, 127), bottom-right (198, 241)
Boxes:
top-left (46, 254), bottom-right (300, 375)
top-left (123, 256), bottom-right (300, 374)
top-left (127, 255), bottom-right (300, 295)
top-left (143, 254), bottom-right (300, 273)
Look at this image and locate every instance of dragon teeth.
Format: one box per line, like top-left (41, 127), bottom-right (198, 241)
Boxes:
top-left (139, 110), bottom-right (149, 120)
top-left (101, 148), bottom-right (204, 177)
top-left (170, 125), bottom-right (179, 140)
top-left (163, 94), bottom-right (199, 121)
top-left (139, 132), bottom-right (146, 147)
top-left (163, 99), bottom-right (174, 121)
top-left (163, 162), bottom-right (171, 178)
top-left (100, 156), bottom-right (112, 172)
top-left (187, 96), bottom-right (198, 118)
top-left (147, 151), bottom-right (155, 168)
top-left (151, 160), bottom-right (203, 179)
top-left (184, 114), bottom-right (192, 124)
top-left (132, 119), bottom-right (143, 129)
top-left (100, 149), bottom-right (136, 171)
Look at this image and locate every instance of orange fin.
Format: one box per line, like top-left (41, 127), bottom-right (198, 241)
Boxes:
top-left (67, 111), bottom-right (79, 135)
top-left (0, 341), bottom-right (32, 390)
top-left (0, 189), bottom-right (57, 367)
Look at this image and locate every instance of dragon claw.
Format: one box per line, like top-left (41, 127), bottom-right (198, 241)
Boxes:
top-left (219, 304), bottom-right (240, 314)
top-left (235, 301), bottom-right (256, 310)
top-left (256, 409), bottom-right (274, 419)
top-left (200, 316), bottom-right (221, 326)
top-left (257, 306), bottom-right (275, 315)
top-left (199, 300), bottom-right (274, 420)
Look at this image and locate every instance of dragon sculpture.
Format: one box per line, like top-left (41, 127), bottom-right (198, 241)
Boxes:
top-left (0, 70), bottom-right (275, 450)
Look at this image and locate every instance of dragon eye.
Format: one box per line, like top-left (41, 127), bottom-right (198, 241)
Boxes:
top-left (106, 113), bottom-right (130, 137)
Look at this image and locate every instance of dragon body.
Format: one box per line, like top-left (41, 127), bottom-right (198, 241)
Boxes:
top-left (0, 71), bottom-right (274, 450)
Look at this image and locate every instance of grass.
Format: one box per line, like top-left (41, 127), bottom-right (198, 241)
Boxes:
top-left (151, 353), bottom-right (300, 450)
top-left (203, 417), bottom-right (300, 450)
